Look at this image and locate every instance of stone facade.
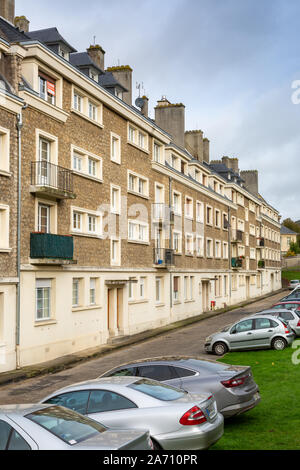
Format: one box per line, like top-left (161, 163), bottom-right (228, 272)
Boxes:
top-left (0, 11), bottom-right (282, 372)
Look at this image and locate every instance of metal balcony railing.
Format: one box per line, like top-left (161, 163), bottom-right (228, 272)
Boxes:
top-left (152, 204), bottom-right (175, 224)
top-left (31, 161), bottom-right (74, 194)
top-left (231, 229), bottom-right (243, 243)
top-left (30, 233), bottom-right (74, 260)
top-left (154, 248), bottom-right (174, 267)
top-left (257, 237), bottom-right (265, 247)
top-left (231, 257), bottom-right (243, 268)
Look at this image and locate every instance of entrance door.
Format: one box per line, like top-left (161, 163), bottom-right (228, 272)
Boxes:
top-left (107, 287), bottom-right (124, 337)
top-left (246, 276), bottom-right (250, 299)
top-left (202, 281), bottom-right (209, 312)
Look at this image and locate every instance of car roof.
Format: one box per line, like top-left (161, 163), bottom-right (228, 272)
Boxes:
top-left (276, 301), bottom-right (300, 304)
top-left (0, 404), bottom-right (52, 416)
top-left (44, 376), bottom-right (142, 395)
top-left (102, 356), bottom-right (224, 371)
top-left (256, 309), bottom-right (293, 314)
top-left (237, 314), bottom-right (284, 322)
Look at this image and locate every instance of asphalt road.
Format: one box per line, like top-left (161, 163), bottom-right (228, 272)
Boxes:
top-left (0, 290), bottom-right (287, 405)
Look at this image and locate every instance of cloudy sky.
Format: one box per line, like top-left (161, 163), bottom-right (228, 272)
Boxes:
top-left (16, 0), bottom-right (300, 220)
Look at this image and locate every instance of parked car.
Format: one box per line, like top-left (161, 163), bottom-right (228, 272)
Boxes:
top-left (280, 291), bottom-right (300, 302)
top-left (99, 357), bottom-right (261, 418)
top-left (205, 315), bottom-right (295, 356)
top-left (0, 404), bottom-right (153, 450)
top-left (255, 309), bottom-right (300, 336)
top-left (288, 280), bottom-right (300, 291)
top-left (271, 301), bottom-right (300, 313)
top-left (41, 377), bottom-right (224, 450)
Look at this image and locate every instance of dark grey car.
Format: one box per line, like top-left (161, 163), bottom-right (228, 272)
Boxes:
top-left (99, 357), bottom-right (261, 419)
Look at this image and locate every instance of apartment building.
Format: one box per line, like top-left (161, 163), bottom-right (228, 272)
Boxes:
top-left (0, 1), bottom-right (281, 372)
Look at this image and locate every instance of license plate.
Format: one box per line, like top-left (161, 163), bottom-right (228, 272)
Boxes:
top-left (206, 403), bottom-right (216, 419)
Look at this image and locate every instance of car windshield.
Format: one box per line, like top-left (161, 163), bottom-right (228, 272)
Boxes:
top-left (129, 379), bottom-right (186, 401)
top-left (26, 406), bottom-right (106, 445)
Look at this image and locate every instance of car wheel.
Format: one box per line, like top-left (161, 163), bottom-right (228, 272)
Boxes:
top-left (272, 337), bottom-right (287, 351)
top-left (213, 342), bottom-right (228, 356)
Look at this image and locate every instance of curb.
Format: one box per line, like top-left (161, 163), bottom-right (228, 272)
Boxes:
top-left (0, 288), bottom-right (286, 388)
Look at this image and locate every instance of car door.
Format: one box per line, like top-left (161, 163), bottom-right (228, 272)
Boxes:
top-left (228, 319), bottom-right (256, 350)
top-left (253, 318), bottom-right (278, 347)
top-left (0, 419), bottom-right (37, 450)
top-left (85, 389), bottom-right (142, 430)
top-left (136, 365), bottom-right (181, 388)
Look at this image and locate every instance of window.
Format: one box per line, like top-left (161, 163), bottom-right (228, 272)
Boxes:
top-left (223, 242), bottom-right (229, 259)
top-left (129, 378), bottom-right (185, 401)
top-left (73, 92), bottom-right (83, 112)
top-left (185, 234), bottom-right (194, 256)
top-left (128, 125), bottom-right (135, 143)
top-left (111, 186), bottom-right (121, 214)
top-left (0, 127), bottom-right (10, 174)
top-left (196, 201), bottom-right (204, 223)
top-left (72, 208), bottom-right (103, 238)
top-left (88, 390), bottom-right (137, 413)
top-left (153, 142), bottom-right (162, 163)
top-left (128, 220), bottom-right (149, 243)
top-left (0, 421), bottom-right (31, 450)
top-left (185, 197), bottom-right (193, 219)
top-left (111, 238), bottom-right (121, 265)
top-left (196, 236), bottom-right (204, 257)
top-left (173, 192), bottom-right (182, 215)
top-left (215, 240), bottom-right (221, 258)
top-left (127, 172), bottom-right (149, 198)
top-left (72, 278), bottom-right (82, 307)
top-left (171, 154), bottom-right (179, 170)
top-left (89, 278), bottom-right (96, 305)
top-left (173, 231), bottom-right (182, 254)
top-left (38, 204), bottom-right (50, 233)
top-left (36, 279), bottom-right (51, 321)
top-left (46, 390), bottom-right (90, 415)
top-left (206, 206), bottom-right (213, 225)
top-left (128, 124), bottom-right (148, 150)
top-left (215, 209), bottom-right (221, 228)
top-left (71, 146), bottom-right (102, 181)
top-left (137, 365), bottom-right (177, 381)
top-left (139, 277), bottom-right (146, 298)
top-left (0, 205), bottom-right (9, 250)
top-left (184, 276), bottom-right (194, 301)
top-left (39, 73), bottom-right (55, 105)
top-left (111, 134), bottom-right (121, 164)
top-left (254, 318), bottom-right (276, 330)
top-left (155, 277), bottom-right (162, 303)
top-left (88, 101), bottom-right (97, 121)
top-left (232, 319), bottom-right (253, 334)
top-left (173, 276), bottom-right (180, 301)
top-left (206, 238), bottom-right (213, 258)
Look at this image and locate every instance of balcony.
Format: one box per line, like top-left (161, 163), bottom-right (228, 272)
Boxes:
top-left (31, 161), bottom-right (76, 200)
top-left (152, 204), bottom-right (175, 226)
top-left (30, 233), bottom-right (76, 265)
top-left (231, 229), bottom-right (243, 243)
top-left (257, 237), bottom-right (265, 247)
top-left (231, 257), bottom-right (243, 269)
top-left (258, 260), bottom-right (265, 269)
top-left (154, 248), bottom-right (175, 268)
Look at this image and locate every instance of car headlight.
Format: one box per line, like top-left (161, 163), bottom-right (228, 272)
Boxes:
top-left (206, 336), bottom-right (212, 342)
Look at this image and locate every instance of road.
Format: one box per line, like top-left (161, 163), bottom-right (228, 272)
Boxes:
top-left (0, 290), bottom-right (287, 405)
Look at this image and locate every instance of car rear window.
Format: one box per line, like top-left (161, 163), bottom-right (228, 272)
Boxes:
top-left (129, 379), bottom-right (186, 401)
top-left (26, 406), bottom-right (106, 445)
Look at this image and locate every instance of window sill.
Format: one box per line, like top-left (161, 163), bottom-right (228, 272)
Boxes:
top-left (127, 189), bottom-right (149, 200)
top-left (34, 319), bottom-right (57, 327)
top-left (72, 305), bottom-right (102, 312)
top-left (128, 240), bottom-right (150, 246)
top-left (173, 300), bottom-right (181, 305)
top-left (184, 299), bottom-right (195, 304)
top-left (0, 248), bottom-right (12, 253)
top-left (71, 109), bottom-right (104, 128)
top-left (72, 170), bottom-right (103, 184)
top-left (128, 299), bottom-right (149, 305)
top-left (71, 232), bottom-right (103, 240)
top-left (155, 302), bottom-right (165, 308)
top-left (127, 140), bottom-right (149, 155)
top-left (111, 157), bottom-right (121, 165)
top-left (0, 169), bottom-right (11, 177)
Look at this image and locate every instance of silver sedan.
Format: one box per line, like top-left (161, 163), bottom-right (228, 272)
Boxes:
top-left (0, 404), bottom-right (153, 450)
top-left (205, 314), bottom-right (295, 355)
top-left (41, 377), bottom-right (224, 450)
top-left (100, 357), bottom-right (261, 419)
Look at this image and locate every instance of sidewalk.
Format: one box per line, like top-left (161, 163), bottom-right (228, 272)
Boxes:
top-left (0, 288), bottom-right (286, 388)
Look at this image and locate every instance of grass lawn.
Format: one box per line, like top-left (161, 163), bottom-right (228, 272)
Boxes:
top-left (211, 347), bottom-right (300, 450)
top-left (282, 270), bottom-right (300, 282)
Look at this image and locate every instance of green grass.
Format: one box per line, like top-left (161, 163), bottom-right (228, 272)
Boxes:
top-left (211, 347), bottom-right (300, 450)
top-left (282, 270), bottom-right (300, 282)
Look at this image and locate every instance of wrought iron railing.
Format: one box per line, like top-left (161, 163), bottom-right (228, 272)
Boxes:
top-left (154, 248), bottom-right (174, 266)
top-left (31, 161), bottom-right (74, 194)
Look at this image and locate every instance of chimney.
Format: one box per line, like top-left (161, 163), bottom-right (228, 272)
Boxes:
top-left (87, 44), bottom-right (105, 71)
top-left (185, 130), bottom-right (204, 161)
top-left (240, 170), bottom-right (259, 195)
top-left (14, 15), bottom-right (30, 33)
top-left (141, 95), bottom-right (149, 118)
top-left (222, 156), bottom-right (239, 174)
top-left (155, 97), bottom-right (185, 148)
top-left (0, 0), bottom-right (15, 23)
top-left (106, 65), bottom-right (133, 106)
top-left (203, 138), bottom-right (210, 163)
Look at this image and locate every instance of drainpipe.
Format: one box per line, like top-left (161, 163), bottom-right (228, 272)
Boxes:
top-left (228, 207), bottom-right (232, 303)
top-left (16, 104), bottom-right (27, 369)
top-left (169, 177), bottom-right (173, 310)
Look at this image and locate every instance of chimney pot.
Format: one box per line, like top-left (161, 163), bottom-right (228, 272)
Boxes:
top-left (0, 0), bottom-right (15, 23)
top-left (106, 65), bottom-right (133, 105)
top-left (87, 44), bottom-right (105, 71)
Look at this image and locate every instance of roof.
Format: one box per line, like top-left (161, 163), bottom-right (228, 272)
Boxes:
top-left (28, 27), bottom-right (77, 52)
top-left (281, 225), bottom-right (298, 235)
top-left (69, 52), bottom-right (104, 74)
top-left (98, 71), bottom-right (127, 91)
top-left (0, 16), bottom-right (30, 42)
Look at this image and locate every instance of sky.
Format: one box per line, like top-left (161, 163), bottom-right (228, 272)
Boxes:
top-left (16, 0), bottom-right (300, 220)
